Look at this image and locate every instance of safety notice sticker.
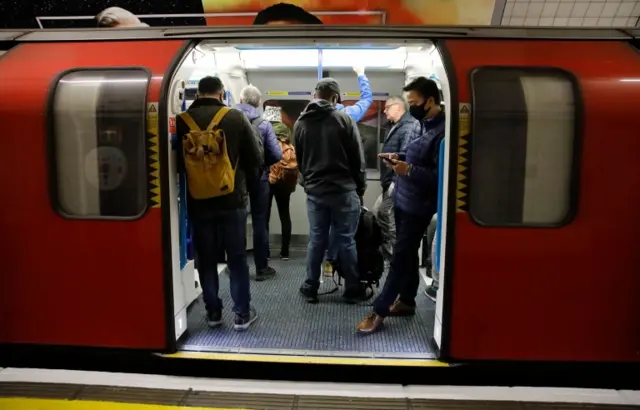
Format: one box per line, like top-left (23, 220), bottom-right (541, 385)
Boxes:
top-left (459, 103), bottom-right (471, 137)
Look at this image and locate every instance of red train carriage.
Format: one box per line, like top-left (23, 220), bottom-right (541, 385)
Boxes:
top-left (0, 26), bottom-right (638, 372)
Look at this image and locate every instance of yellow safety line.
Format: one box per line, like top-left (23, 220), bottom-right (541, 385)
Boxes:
top-left (0, 398), bottom-right (243, 410)
top-left (162, 351), bottom-right (449, 367)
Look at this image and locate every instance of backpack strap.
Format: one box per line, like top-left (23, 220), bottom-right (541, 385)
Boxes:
top-left (179, 112), bottom-right (201, 131)
top-left (206, 107), bottom-right (232, 131)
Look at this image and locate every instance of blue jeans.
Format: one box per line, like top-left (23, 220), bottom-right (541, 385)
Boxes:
top-left (373, 207), bottom-right (432, 317)
top-left (249, 178), bottom-right (270, 271)
top-left (326, 228), bottom-right (339, 261)
top-left (192, 209), bottom-right (251, 316)
top-left (306, 191), bottom-right (360, 291)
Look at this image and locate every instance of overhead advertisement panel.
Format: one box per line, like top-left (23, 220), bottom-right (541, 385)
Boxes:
top-left (201, 0), bottom-right (499, 25)
top-left (23, 0), bottom-right (499, 29)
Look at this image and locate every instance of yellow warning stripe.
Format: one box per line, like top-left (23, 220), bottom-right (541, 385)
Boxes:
top-left (161, 352), bottom-right (449, 367)
top-left (147, 102), bottom-right (161, 208)
top-left (0, 398), bottom-right (239, 410)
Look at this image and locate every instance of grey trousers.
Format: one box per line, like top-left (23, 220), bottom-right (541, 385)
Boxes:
top-left (426, 214), bottom-right (439, 288)
top-left (376, 191), bottom-right (396, 260)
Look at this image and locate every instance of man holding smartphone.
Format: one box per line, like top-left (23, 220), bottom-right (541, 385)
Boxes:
top-left (357, 77), bottom-right (444, 333)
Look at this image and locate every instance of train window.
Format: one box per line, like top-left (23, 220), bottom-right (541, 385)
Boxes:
top-left (263, 99), bottom-right (309, 138)
top-left (341, 100), bottom-right (384, 170)
top-left (470, 68), bottom-right (578, 227)
top-left (50, 69), bottom-right (150, 218)
top-left (264, 99), bottom-right (385, 171)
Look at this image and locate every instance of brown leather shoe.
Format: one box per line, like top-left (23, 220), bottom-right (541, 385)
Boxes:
top-left (356, 312), bottom-right (384, 333)
top-left (388, 300), bottom-right (416, 317)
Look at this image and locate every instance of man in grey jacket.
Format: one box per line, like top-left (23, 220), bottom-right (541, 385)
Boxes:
top-left (377, 96), bottom-right (421, 259)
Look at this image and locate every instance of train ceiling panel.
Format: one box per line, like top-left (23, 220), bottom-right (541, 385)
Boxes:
top-left (185, 44), bottom-right (434, 80)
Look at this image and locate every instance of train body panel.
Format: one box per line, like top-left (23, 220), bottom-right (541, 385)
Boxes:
top-left (0, 41), bottom-right (186, 349)
top-left (445, 39), bottom-right (640, 362)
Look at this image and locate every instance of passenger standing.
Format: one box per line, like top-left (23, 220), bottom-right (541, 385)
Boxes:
top-left (377, 96), bottom-right (422, 260)
top-left (357, 77), bottom-right (444, 333)
top-left (295, 78), bottom-right (368, 304)
top-left (236, 85), bottom-right (282, 281)
top-left (325, 66), bottom-right (374, 269)
top-left (176, 76), bottom-right (262, 330)
top-left (264, 106), bottom-right (298, 261)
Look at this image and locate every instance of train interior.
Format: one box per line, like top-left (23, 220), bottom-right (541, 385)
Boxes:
top-left (167, 40), bottom-right (452, 360)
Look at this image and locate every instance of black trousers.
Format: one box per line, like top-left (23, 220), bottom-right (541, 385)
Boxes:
top-left (267, 183), bottom-right (292, 255)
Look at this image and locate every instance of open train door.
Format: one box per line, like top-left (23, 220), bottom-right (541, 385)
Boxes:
top-left (0, 37), bottom-right (189, 351)
top-left (440, 39), bottom-right (640, 363)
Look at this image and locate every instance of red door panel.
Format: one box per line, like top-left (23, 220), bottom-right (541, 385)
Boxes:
top-left (445, 40), bottom-right (640, 362)
top-left (0, 41), bottom-right (185, 349)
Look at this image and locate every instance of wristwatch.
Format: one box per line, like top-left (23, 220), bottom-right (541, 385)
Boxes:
top-left (407, 164), bottom-right (413, 177)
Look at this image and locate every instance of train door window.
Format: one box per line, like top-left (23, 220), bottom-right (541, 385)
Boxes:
top-left (263, 99), bottom-right (311, 141)
top-left (469, 68), bottom-right (578, 227)
top-left (50, 69), bottom-right (150, 218)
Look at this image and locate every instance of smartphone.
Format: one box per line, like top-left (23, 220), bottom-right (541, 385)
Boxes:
top-left (382, 157), bottom-right (398, 165)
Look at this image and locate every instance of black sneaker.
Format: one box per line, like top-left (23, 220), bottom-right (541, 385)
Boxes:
top-left (234, 307), bottom-right (258, 331)
top-left (425, 284), bottom-right (438, 302)
top-left (342, 286), bottom-right (369, 304)
top-left (280, 252), bottom-right (289, 261)
top-left (256, 266), bottom-right (276, 281)
top-left (299, 283), bottom-right (318, 304)
top-left (206, 311), bottom-right (222, 328)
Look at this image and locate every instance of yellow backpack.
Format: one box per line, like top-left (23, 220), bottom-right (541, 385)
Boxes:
top-left (179, 107), bottom-right (236, 199)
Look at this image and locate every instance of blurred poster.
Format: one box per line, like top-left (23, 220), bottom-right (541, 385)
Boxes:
top-left (201, 0), bottom-right (498, 26)
top-left (21, 0), bottom-right (498, 29)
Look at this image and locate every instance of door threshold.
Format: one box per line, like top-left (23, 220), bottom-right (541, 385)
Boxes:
top-left (161, 351), bottom-right (448, 367)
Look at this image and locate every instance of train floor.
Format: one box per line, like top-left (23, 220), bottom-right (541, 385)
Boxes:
top-left (178, 252), bottom-right (436, 359)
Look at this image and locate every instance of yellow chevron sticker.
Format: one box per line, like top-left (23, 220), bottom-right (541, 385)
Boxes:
top-left (147, 102), bottom-right (161, 208)
top-left (456, 103), bottom-right (471, 213)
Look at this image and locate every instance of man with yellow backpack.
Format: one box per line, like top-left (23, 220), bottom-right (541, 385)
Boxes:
top-left (176, 76), bottom-right (263, 331)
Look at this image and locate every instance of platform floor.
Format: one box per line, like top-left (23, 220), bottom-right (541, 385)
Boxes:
top-left (178, 254), bottom-right (435, 359)
top-left (1, 367), bottom-right (639, 410)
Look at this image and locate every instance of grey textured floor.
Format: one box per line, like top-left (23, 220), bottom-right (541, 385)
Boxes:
top-left (179, 254), bottom-right (435, 358)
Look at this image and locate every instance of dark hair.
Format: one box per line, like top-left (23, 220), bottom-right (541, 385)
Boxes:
top-left (316, 88), bottom-right (337, 101)
top-left (198, 76), bottom-right (224, 95)
top-left (253, 3), bottom-right (323, 25)
top-left (403, 77), bottom-right (441, 105)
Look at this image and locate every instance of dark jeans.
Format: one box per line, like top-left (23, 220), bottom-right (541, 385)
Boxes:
top-left (249, 178), bottom-right (270, 271)
top-left (373, 207), bottom-right (432, 317)
top-left (191, 208), bottom-right (251, 316)
top-left (305, 191), bottom-right (360, 291)
top-left (267, 183), bottom-right (292, 256)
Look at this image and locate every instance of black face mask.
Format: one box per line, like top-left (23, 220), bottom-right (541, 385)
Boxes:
top-left (409, 103), bottom-right (430, 120)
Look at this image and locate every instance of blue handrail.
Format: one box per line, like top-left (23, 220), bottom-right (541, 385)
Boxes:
top-left (435, 139), bottom-right (445, 272)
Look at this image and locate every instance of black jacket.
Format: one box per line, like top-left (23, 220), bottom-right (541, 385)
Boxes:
top-left (293, 99), bottom-right (367, 197)
top-left (380, 112), bottom-right (422, 191)
top-left (176, 98), bottom-right (263, 218)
